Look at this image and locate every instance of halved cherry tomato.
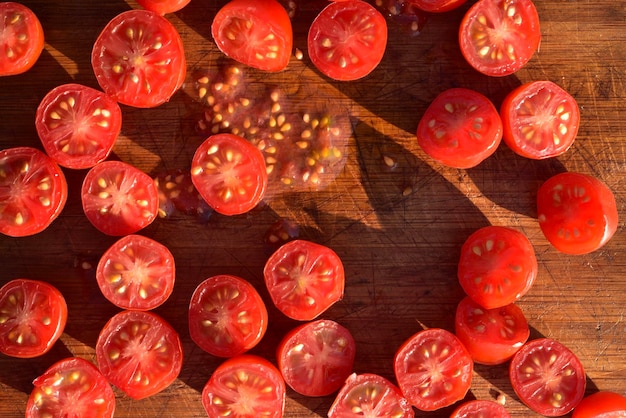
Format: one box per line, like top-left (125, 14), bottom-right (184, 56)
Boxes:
top-left (454, 296), bottom-right (529, 365)
top-left (537, 172), bottom-right (618, 255)
top-left (0, 278), bottom-right (67, 358)
top-left (277, 319), bottom-right (356, 397)
top-left (263, 239), bottom-right (344, 321)
top-left (328, 373), bottom-right (415, 418)
top-left (450, 400), bottom-right (511, 418)
top-left (394, 328), bottom-right (473, 411)
top-left (136, 0), bottom-right (191, 15)
top-left (25, 357), bottom-right (116, 418)
top-left (91, 9), bottom-right (186, 108)
top-left (572, 391), bottom-right (626, 418)
top-left (201, 354), bottom-right (286, 418)
top-left (81, 160), bottom-right (159, 236)
top-left (35, 83), bottom-right (122, 169)
top-left (501, 81), bottom-right (580, 159)
top-left (0, 147), bottom-right (68, 237)
top-left (96, 234), bottom-right (175, 310)
top-left (188, 274), bottom-right (268, 358)
top-left (95, 309), bottom-right (183, 400)
top-left (457, 226), bottom-right (537, 310)
top-left (211, 0), bottom-right (293, 72)
top-left (416, 88), bottom-right (502, 169)
top-left (308, 0), bottom-right (388, 81)
top-left (191, 133), bottom-right (268, 216)
top-left (0, 2), bottom-right (44, 76)
top-left (406, 0), bottom-right (467, 13)
top-left (510, 338), bottom-right (586, 416)
top-left (459, 0), bottom-right (541, 77)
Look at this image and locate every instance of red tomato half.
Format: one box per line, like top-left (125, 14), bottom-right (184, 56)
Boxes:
top-left (537, 172), bottom-right (618, 255)
top-left (308, 0), bottom-right (388, 81)
top-left (263, 239), bottom-right (345, 321)
top-left (501, 81), bottom-right (580, 159)
top-left (510, 338), bottom-right (586, 416)
top-left (188, 274), bottom-right (268, 358)
top-left (454, 296), bottom-right (529, 365)
top-left (0, 279), bottom-right (67, 358)
top-left (0, 147), bottom-right (68, 237)
top-left (457, 226), bottom-right (537, 310)
top-left (277, 319), bottom-right (356, 397)
top-left (91, 10), bottom-right (186, 108)
top-left (191, 133), bottom-right (268, 216)
top-left (96, 234), bottom-right (175, 310)
top-left (328, 373), bottom-right (415, 418)
top-left (573, 391), bottom-right (626, 418)
top-left (416, 88), bottom-right (502, 169)
top-left (202, 355), bottom-right (286, 418)
top-left (136, 0), bottom-right (191, 15)
top-left (25, 357), bottom-right (116, 418)
top-left (450, 400), bottom-right (511, 418)
top-left (394, 328), bottom-right (473, 411)
top-left (211, 0), bottom-right (293, 72)
top-left (96, 309), bottom-right (183, 400)
top-left (406, 0), bottom-right (467, 13)
top-left (459, 0), bottom-right (541, 77)
top-left (0, 2), bottom-right (44, 76)
top-left (81, 160), bottom-right (159, 236)
top-left (35, 83), bottom-right (122, 169)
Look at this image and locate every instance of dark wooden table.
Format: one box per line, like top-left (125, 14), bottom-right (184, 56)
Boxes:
top-left (1, 0), bottom-right (625, 416)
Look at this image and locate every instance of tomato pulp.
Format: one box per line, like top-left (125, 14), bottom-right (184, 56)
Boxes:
top-left (0, 2), bottom-right (44, 76)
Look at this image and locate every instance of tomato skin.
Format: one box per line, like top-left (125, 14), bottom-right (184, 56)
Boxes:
top-left (0, 147), bottom-right (68, 237)
top-left (188, 274), bottom-right (268, 358)
top-left (572, 391), bottom-right (626, 418)
top-left (308, 0), bottom-right (388, 81)
top-left (537, 172), bottom-right (618, 255)
top-left (202, 354), bottom-right (286, 418)
top-left (457, 226), bottom-right (538, 310)
top-left (406, 0), bottom-right (467, 13)
top-left (510, 338), bottom-right (586, 416)
top-left (0, 2), bottom-right (44, 76)
top-left (25, 357), bottom-right (116, 418)
top-left (416, 88), bottom-right (503, 169)
top-left (394, 328), bottom-right (473, 411)
top-left (501, 81), bottom-right (580, 159)
top-left (211, 0), bottom-right (293, 72)
top-left (136, 0), bottom-right (191, 15)
top-left (0, 279), bottom-right (67, 358)
top-left (450, 400), bottom-right (511, 418)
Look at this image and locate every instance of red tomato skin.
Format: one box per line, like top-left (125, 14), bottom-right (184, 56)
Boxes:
top-left (573, 391), bottom-right (626, 418)
top-left (211, 0), bottom-right (293, 72)
top-left (0, 279), bottom-right (67, 358)
top-left (501, 81), bottom-right (580, 159)
top-left (0, 2), bottom-right (44, 76)
top-left (136, 0), bottom-right (191, 14)
top-left (406, 0), bottom-right (467, 13)
top-left (25, 357), bottom-right (116, 418)
top-left (450, 400), bottom-right (511, 418)
top-left (537, 172), bottom-right (618, 255)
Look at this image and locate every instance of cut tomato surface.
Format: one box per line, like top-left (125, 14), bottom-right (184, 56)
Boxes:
top-left (450, 399), bottom-right (511, 418)
top-left (406, 0), bottom-right (467, 13)
top-left (0, 2), bottom-right (44, 76)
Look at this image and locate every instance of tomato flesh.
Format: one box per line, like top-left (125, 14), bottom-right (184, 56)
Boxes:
top-left (0, 2), bottom-right (44, 76)
top-left (573, 391), bottom-right (626, 418)
top-left (450, 400), bottom-right (511, 418)
top-left (407, 0), bottom-right (467, 13)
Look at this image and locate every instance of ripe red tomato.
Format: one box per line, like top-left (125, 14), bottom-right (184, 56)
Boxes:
top-left (211, 0), bottom-right (293, 72)
top-left (277, 319), bottom-right (356, 397)
top-left (25, 357), bottom-right (116, 418)
top-left (0, 147), bottom-right (68, 237)
top-left (95, 309), bottom-right (183, 400)
top-left (81, 160), bottom-right (159, 236)
top-left (188, 274), bottom-right (268, 358)
top-left (572, 391), bottom-right (626, 418)
top-left (136, 0), bottom-right (191, 15)
top-left (394, 328), bottom-right (473, 411)
top-left (406, 0), bottom-right (467, 13)
top-left (191, 133), bottom-right (268, 216)
top-left (459, 0), bottom-right (541, 77)
top-left (91, 10), bottom-right (186, 108)
top-left (450, 400), bottom-right (511, 418)
top-left (328, 373), bottom-right (415, 418)
top-left (537, 172), bottom-right (618, 255)
top-left (457, 226), bottom-right (537, 310)
top-left (0, 2), bottom-right (44, 76)
top-left (0, 278), bottom-right (67, 358)
top-left (35, 83), bottom-right (122, 169)
top-left (264, 239), bottom-right (344, 321)
top-left (308, 0), bottom-right (388, 81)
top-left (454, 296), bottom-right (529, 365)
top-left (201, 354), bottom-right (286, 418)
top-left (501, 81), bottom-right (580, 159)
top-left (416, 88), bottom-right (503, 169)
top-left (510, 338), bottom-right (586, 416)
top-left (96, 234), bottom-right (175, 310)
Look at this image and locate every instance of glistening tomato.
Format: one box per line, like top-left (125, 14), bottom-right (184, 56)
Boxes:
top-left (450, 400), bottom-right (511, 418)
top-left (572, 391), bottom-right (626, 418)
top-left (406, 0), bottom-right (467, 13)
top-left (136, 0), bottom-right (191, 15)
top-left (0, 2), bottom-right (44, 76)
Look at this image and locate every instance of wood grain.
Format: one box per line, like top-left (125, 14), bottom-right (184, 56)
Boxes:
top-left (1, 0), bottom-right (626, 416)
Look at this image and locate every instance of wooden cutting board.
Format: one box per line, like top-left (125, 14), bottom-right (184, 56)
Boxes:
top-left (1, 0), bottom-right (625, 416)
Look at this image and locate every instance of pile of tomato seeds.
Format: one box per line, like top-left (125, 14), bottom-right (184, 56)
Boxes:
top-left (0, 0), bottom-right (624, 417)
